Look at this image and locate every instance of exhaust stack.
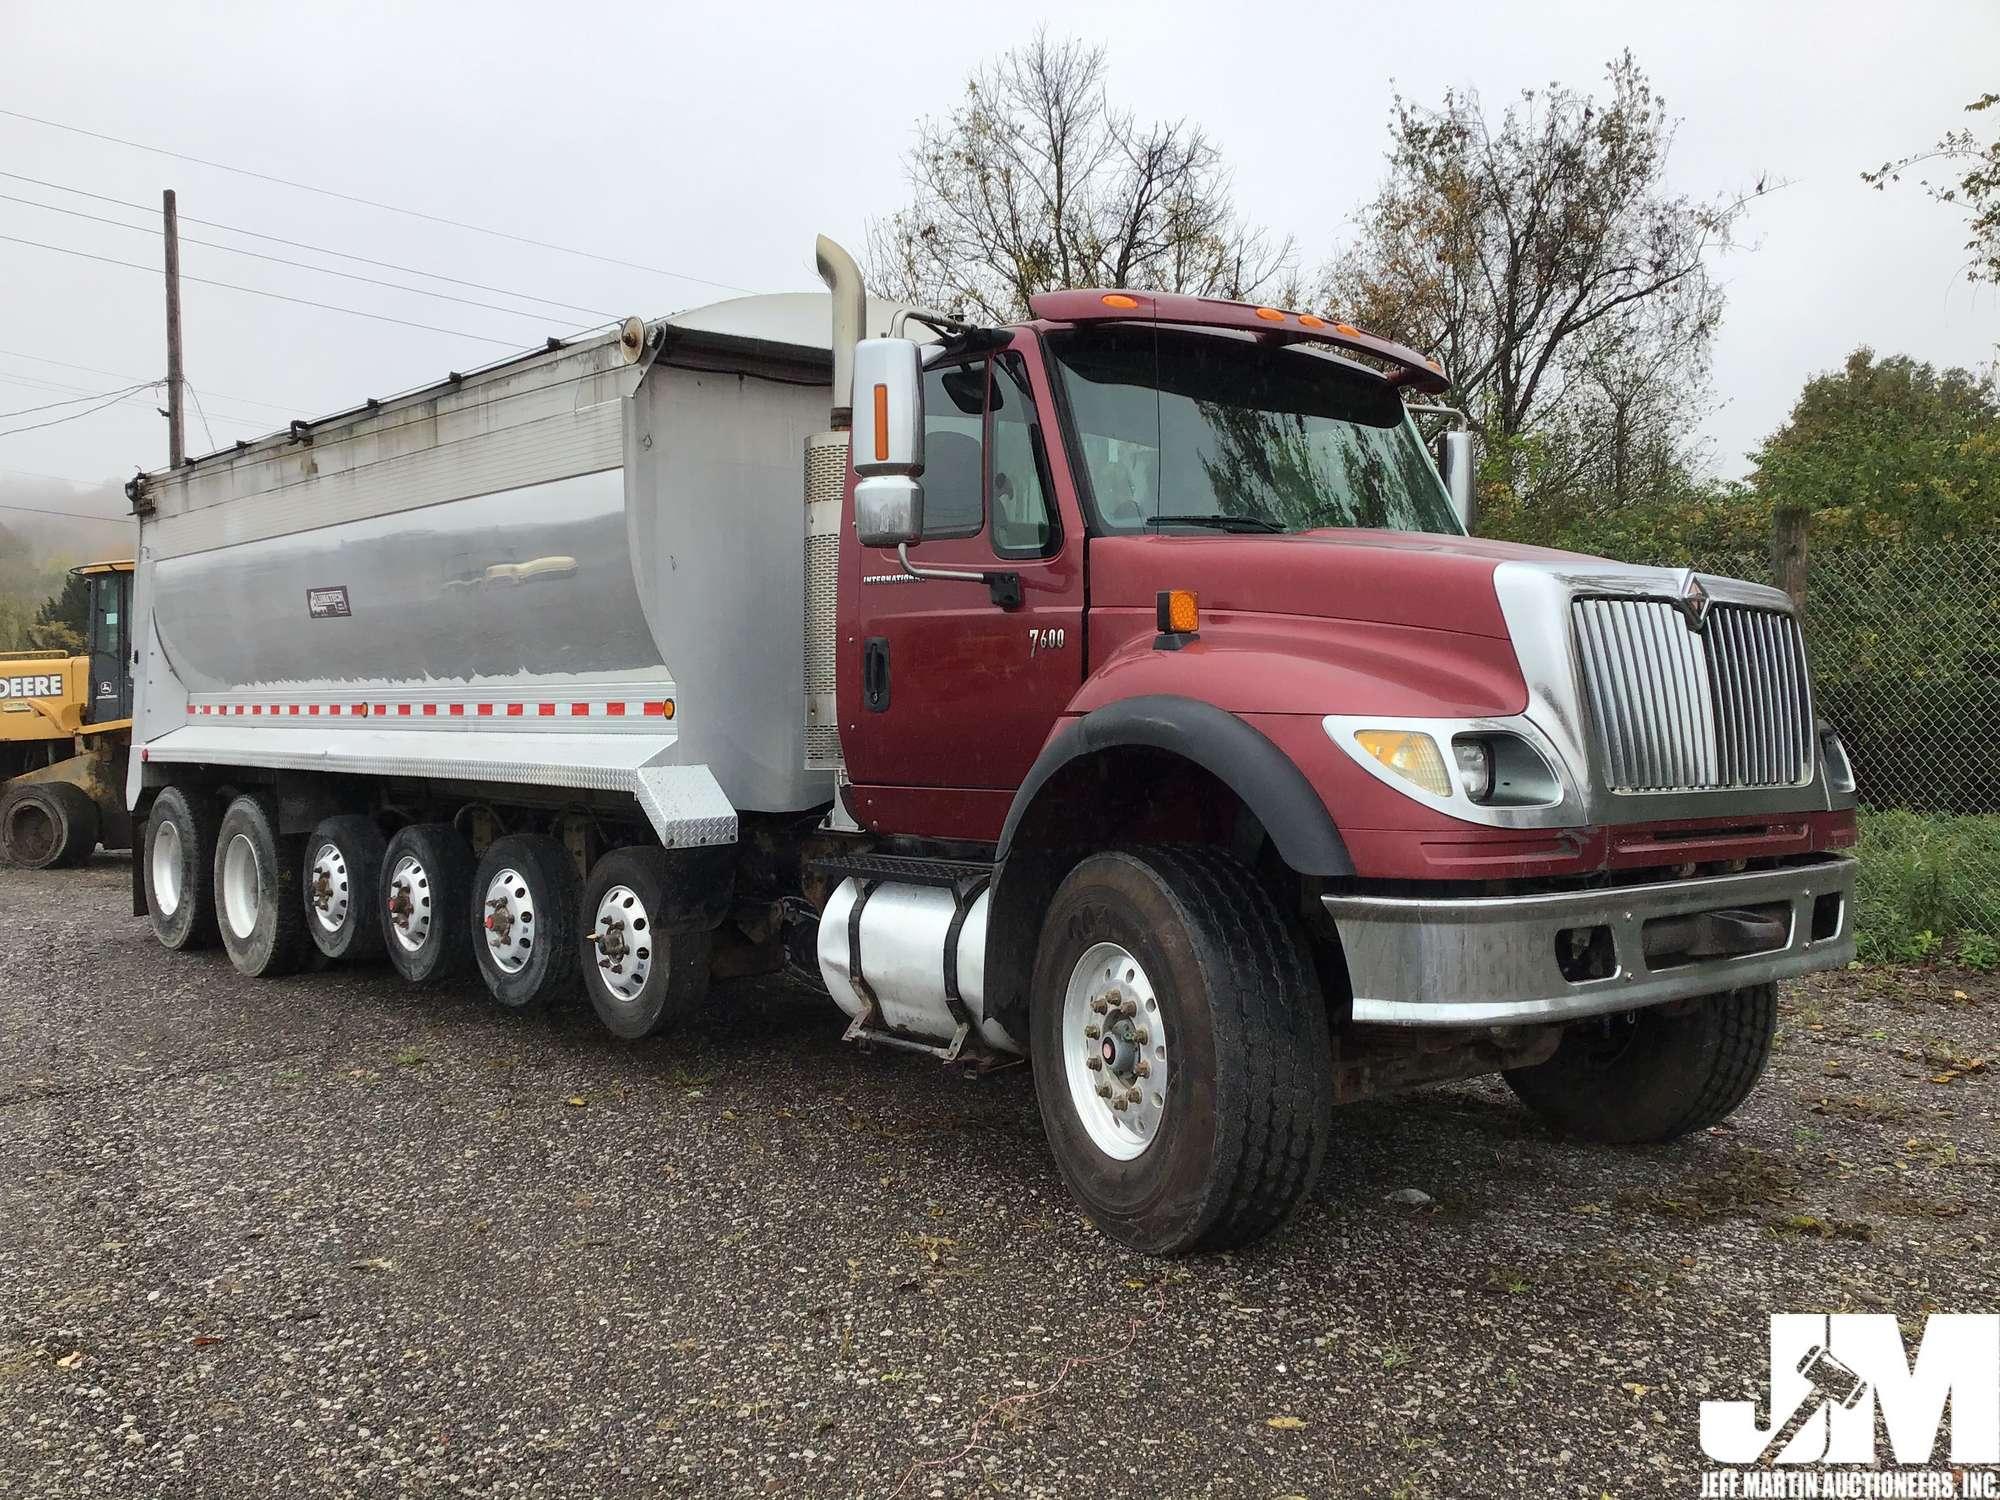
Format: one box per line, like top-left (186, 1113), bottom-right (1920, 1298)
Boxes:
top-left (815, 235), bottom-right (866, 432)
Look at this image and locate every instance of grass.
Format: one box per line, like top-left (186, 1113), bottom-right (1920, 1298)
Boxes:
top-left (1853, 809), bottom-right (2000, 968)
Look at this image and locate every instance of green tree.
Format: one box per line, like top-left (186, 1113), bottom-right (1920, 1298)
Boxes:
top-left (26, 572), bottom-right (89, 655)
top-left (1750, 349), bottom-right (1999, 543)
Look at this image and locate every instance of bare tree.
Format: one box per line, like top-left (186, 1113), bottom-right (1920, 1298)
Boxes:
top-left (1324, 53), bottom-right (1763, 502)
top-left (868, 31), bottom-right (1294, 321)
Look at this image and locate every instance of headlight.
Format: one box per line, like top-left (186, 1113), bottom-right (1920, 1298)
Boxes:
top-left (1820, 724), bottom-right (1856, 794)
top-left (1452, 739), bottom-right (1494, 801)
top-left (1353, 729), bottom-right (1452, 798)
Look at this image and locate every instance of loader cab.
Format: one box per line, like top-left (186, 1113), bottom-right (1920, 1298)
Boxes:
top-left (74, 561), bottom-right (134, 726)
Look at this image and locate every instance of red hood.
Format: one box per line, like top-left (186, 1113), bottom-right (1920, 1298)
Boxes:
top-left (1088, 530), bottom-right (1600, 639)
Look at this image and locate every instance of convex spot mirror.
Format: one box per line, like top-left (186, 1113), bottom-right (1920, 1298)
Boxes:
top-left (852, 338), bottom-right (926, 549)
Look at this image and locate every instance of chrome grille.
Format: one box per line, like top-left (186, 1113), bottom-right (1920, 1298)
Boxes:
top-left (1572, 598), bottom-right (1812, 792)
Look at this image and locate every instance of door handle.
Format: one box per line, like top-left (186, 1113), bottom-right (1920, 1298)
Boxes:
top-left (863, 637), bottom-right (890, 713)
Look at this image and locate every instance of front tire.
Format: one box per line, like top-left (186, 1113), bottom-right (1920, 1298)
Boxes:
top-left (1503, 983), bottom-right (1779, 1143)
top-left (578, 846), bottom-right (713, 1040)
top-left (213, 793), bottom-right (311, 978)
top-left (1027, 847), bottom-right (1334, 1256)
top-left (0, 781), bottom-right (99, 869)
top-left (144, 785), bottom-right (221, 950)
top-left (471, 833), bottom-right (580, 1011)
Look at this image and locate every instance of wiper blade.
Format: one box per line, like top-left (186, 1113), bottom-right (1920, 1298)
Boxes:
top-left (1142, 513), bottom-right (1287, 533)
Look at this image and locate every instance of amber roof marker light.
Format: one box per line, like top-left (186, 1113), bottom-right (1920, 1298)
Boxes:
top-left (1101, 293), bottom-right (1141, 309)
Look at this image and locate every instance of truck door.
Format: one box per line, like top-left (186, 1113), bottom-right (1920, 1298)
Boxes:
top-left (843, 340), bottom-right (1084, 807)
top-left (84, 570), bottom-right (132, 725)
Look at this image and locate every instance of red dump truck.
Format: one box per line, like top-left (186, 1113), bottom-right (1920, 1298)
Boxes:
top-left (120, 236), bottom-right (1857, 1253)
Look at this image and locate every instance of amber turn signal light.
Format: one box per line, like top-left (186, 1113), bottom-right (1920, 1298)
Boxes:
top-left (1155, 588), bottom-right (1199, 635)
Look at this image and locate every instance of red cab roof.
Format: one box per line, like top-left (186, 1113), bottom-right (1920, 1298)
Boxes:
top-left (1026, 289), bottom-right (1450, 395)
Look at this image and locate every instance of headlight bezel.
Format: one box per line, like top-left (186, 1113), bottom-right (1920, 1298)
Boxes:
top-left (1323, 713), bottom-right (1581, 828)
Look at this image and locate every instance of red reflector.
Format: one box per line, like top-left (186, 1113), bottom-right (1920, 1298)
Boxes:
top-left (538, 703), bottom-right (555, 717)
top-left (448, 703), bottom-right (464, 716)
top-left (507, 703), bottom-right (525, 717)
top-left (477, 703), bottom-right (493, 716)
top-left (606, 702), bottom-right (626, 717)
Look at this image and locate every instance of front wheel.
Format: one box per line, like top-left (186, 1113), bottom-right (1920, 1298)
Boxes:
top-left (1028, 847), bottom-right (1334, 1256)
top-left (1503, 983), bottom-right (1778, 1143)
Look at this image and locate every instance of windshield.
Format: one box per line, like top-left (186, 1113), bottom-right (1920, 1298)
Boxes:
top-left (1047, 326), bottom-right (1462, 536)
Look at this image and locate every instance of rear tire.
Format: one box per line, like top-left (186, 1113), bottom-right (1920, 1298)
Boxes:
top-left (303, 814), bottom-right (387, 963)
top-left (144, 785), bottom-right (221, 950)
top-left (213, 793), bottom-right (311, 978)
top-left (0, 781), bottom-right (99, 869)
top-left (471, 833), bottom-right (580, 1012)
top-left (1027, 846), bottom-right (1334, 1256)
top-left (578, 846), bottom-right (714, 1040)
top-left (380, 823), bottom-right (473, 986)
top-left (1503, 983), bottom-right (1779, 1143)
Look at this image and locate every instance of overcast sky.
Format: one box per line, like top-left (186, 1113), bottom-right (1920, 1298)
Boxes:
top-left (2, 0), bottom-right (1994, 522)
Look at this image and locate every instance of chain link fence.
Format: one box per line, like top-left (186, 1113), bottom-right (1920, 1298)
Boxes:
top-left (1664, 538), bottom-right (2000, 955)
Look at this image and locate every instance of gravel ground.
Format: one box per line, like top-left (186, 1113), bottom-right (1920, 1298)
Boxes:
top-left (0, 855), bottom-right (1994, 1499)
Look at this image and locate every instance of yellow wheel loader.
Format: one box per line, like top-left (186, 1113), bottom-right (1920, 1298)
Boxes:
top-left (0, 560), bottom-right (134, 868)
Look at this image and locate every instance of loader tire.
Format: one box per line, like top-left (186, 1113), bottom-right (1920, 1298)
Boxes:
top-left (380, 823), bottom-right (474, 986)
top-left (214, 793), bottom-right (311, 979)
top-left (1503, 983), bottom-right (1779, 1143)
top-left (1028, 846), bottom-right (1335, 1256)
top-left (578, 846), bottom-right (714, 1040)
top-left (0, 781), bottom-right (98, 869)
top-left (144, 785), bottom-right (222, 949)
top-left (303, 814), bottom-right (388, 963)
top-left (471, 833), bottom-right (581, 1012)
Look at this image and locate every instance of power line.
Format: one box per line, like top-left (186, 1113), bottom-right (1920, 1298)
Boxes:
top-left (0, 373), bottom-right (263, 431)
top-left (0, 498), bottom-right (131, 520)
top-left (185, 380), bottom-right (217, 450)
top-left (0, 385), bottom-right (159, 440)
top-left (0, 233), bottom-right (535, 348)
top-left (0, 348), bottom-right (302, 414)
top-left (0, 381), bottom-right (155, 420)
top-left (0, 462), bottom-right (118, 486)
top-left (0, 171), bottom-right (620, 321)
top-left (0, 190), bottom-right (604, 328)
top-left (0, 107), bottom-right (753, 294)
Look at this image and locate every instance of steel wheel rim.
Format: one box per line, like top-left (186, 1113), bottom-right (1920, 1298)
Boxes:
top-left (481, 867), bottom-right (536, 974)
top-left (151, 819), bottom-right (183, 916)
top-left (7, 799), bottom-right (57, 865)
top-left (1062, 941), bottom-right (1168, 1160)
top-left (385, 853), bottom-right (433, 954)
top-left (591, 884), bottom-right (655, 1003)
top-left (220, 832), bottom-right (261, 941)
top-left (308, 841), bottom-right (350, 934)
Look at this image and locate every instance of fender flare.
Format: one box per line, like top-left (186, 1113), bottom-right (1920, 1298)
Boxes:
top-left (995, 694), bottom-right (1353, 875)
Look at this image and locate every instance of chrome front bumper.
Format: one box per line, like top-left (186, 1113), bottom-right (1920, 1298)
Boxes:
top-left (1321, 856), bottom-right (1856, 1028)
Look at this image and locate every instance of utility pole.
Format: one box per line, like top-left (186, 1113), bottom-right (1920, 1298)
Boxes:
top-left (163, 188), bottom-right (184, 468)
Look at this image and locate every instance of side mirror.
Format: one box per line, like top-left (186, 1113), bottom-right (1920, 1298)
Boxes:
top-left (851, 338), bottom-right (925, 548)
top-left (855, 476), bottom-right (925, 550)
top-left (1439, 428), bottom-right (1476, 532)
